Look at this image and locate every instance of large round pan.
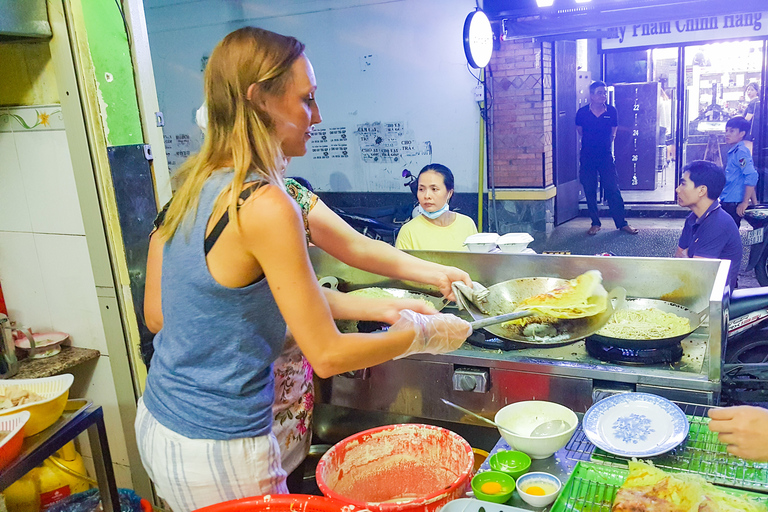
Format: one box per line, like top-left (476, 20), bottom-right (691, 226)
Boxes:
top-left (350, 287), bottom-right (448, 311)
top-left (318, 276), bottom-right (448, 311)
top-left (460, 277), bottom-right (625, 347)
top-left (588, 298), bottom-right (708, 349)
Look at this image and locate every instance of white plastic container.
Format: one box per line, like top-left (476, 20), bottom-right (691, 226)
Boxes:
top-left (441, 498), bottom-right (530, 512)
top-left (464, 233), bottom-right (499, 253)
top-left (497, 233), bottom-right (534, 253)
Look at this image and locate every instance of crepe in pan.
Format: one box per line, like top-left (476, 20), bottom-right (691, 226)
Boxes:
top-left (512, 270), bottom-right (607, 319)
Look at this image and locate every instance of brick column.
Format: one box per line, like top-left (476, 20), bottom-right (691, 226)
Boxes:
top-left (487, 38), bottom-right (556, 235)
top-left (490, 38), bottom-right (553, 187)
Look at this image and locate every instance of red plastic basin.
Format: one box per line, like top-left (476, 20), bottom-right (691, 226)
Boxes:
top-left (195, 495), bottom-right (352, 512)
top-left (316, 424), bottom-right (473, 512)
top-left (0, 410), bottom-right (30, 470)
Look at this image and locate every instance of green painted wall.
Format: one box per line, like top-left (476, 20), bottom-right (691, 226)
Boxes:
top-left (80, 0), bottom-right (143, 146)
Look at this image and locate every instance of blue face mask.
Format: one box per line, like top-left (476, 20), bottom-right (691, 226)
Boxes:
top-left (419, 202), bottom-right (450, 219)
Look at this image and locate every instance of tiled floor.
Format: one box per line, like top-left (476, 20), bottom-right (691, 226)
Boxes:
top-left (534, 215), bottom-right (761, 288)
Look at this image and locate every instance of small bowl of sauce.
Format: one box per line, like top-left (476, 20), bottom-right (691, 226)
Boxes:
top-left (515, 472), bottom-right (562, 507)
top-left (471, 470), bottom-right (516, 504)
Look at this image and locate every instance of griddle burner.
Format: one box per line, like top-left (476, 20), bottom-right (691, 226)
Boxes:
top-left (586, 337), bottom-right (684, 365)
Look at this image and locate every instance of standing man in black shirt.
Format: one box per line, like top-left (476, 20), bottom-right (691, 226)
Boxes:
top-left (576, 81), bottom-right (638, 236)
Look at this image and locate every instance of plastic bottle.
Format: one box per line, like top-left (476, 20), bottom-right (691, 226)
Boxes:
top-left (4, 442), bottom-right (91, 512)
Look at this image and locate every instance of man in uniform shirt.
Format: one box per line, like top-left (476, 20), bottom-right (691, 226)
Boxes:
top-left (676, 160), bottom-right (742, 290)
top-left (576, 81), bottom-right (638, 236)
top-left (720, 116), bottom-right (758, 227)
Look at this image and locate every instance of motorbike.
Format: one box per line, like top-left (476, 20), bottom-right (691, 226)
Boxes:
top-left (742, 205), bottom-right (768, 286)
top-left (329, 169), bottom-right (421, 244)
top-left (403, 168), bottom-right (418, 198)
top-left (330, 205), bottom-right (408, 245)
top-left (722, 286), bottom-right (768, 404)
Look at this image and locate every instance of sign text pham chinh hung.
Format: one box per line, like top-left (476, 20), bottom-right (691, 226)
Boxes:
top-left (602, 12), bottom-right (765, 50)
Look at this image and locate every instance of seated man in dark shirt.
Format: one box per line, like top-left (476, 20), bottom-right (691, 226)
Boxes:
top-left (675, 160), bottom-right (742, 290)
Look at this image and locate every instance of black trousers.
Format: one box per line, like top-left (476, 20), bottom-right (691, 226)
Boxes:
top-left (721, 202), bottom-right (742, 228)
top-left (580, 160), bottom-right (628, 229)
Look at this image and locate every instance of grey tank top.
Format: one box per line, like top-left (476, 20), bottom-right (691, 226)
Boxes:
top-left (143, 171), bottom-right (287, 440)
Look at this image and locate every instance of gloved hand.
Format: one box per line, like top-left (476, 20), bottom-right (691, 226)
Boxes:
top-left (389, 310), bottom-right (473, 359)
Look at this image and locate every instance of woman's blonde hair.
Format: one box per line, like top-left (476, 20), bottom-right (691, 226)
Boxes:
top-left (158, 27), bottom-right (305, 240)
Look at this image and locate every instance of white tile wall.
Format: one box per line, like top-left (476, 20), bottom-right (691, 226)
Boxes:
top-left (34, 234), bottom-right (109, 354)
top-left (14, 130), bottom-right (85, 236)
top-left (0, 231), bottom-right (51, 328)
top-left (0, 132), bottom-right (32, 232)
top-left (0, 105), bottom-right (133, 489)
top-left (70, 357), bottom-right (130, 466)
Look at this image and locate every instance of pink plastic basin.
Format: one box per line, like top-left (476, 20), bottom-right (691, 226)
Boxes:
top-left (316, 424), bottom-right (473, 512)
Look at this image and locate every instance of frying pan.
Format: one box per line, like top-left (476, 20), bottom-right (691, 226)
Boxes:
top-left (456, 276), bottom-right (626, 347)
top-left (318, 276), bottom-right (452, 334)
top-left (317, 275), bottom-right (448, 311)
top-left (588, 298), bottom-right (709, 349)
top-left (349, 287), bottom-right (449, 311)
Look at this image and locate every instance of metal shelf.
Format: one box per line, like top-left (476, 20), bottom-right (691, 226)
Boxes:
top-left (0, 399), bottom-right (120, 512)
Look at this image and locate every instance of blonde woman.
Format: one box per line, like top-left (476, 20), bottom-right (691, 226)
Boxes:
top-left (136, 27), bottom-right (471, 511)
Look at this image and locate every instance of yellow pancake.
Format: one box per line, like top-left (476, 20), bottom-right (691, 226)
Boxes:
top-left (512, 270), bottom-right (607, 319)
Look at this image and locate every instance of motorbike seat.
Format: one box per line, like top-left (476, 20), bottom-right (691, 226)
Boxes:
top-left (340, 206), bottom-right (398, 219)
top-left (729, 287), bottom-right (768, 319)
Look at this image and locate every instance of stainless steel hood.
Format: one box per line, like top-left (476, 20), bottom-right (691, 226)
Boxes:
top-left (0, 0), bottom-right (51, 41)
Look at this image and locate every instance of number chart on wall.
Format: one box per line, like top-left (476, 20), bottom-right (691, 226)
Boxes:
top-left (614, 83), bottom-right (661, 190)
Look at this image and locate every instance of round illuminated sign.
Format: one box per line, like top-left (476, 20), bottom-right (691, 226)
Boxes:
top-left (463, 10), bottom-right (493, 69)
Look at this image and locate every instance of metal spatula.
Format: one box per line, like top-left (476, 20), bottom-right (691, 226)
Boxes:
top-left (469, 311), bottom-right (534, 331)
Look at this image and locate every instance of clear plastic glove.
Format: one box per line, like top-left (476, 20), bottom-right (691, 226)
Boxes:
top-left (389, 310), bottom-right (473, 359)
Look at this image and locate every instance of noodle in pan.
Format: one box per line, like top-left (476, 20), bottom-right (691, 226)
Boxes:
top-left (597, 308), bottom-right (691, 340)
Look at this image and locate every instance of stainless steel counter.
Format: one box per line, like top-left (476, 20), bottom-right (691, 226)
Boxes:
top-left (310, 248), bottom-right (731, 443)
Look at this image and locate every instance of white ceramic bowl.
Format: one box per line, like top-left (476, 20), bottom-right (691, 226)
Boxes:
top-left (515, 472), bottom-right (562, 507)
top-left (494, 401), bottom-right (578, 459)
top-left (464, 233), bottom-right (499, 253)
top-left (497, 233), bottom-right (534, 253)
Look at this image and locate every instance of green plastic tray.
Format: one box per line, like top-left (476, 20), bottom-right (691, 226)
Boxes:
top-left (589, 415), bottom-right (768, 491)
top-left (551, 461), bottom-right (768, 512)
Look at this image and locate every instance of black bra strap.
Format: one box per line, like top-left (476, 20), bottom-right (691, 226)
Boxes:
top-left (204, 183), bottom-right (260, 255)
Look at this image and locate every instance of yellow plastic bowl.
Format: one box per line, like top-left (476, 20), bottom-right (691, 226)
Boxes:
top-left (0, 374), bottom-right (74, 436)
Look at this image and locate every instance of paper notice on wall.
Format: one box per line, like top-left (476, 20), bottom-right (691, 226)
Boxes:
top-left (310, 127), bottom-right (349, 160)
top-left (355, 121), bottom-right (431, 164)
top-left (164, 133), bottom-right (194, 170)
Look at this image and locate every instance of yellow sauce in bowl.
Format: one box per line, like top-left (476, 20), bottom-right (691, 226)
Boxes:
top-left (523, 482), bottom-right (556, 496)
top-left (480, 482), bottom-right (503, 495)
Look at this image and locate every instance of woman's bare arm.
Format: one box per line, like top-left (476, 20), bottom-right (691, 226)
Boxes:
top-left (308, 200), bottom-right (472, 300)
top-left (144, 234), bottom-right (165, 333)
top-left (239, 186), bottom-right (416, 378)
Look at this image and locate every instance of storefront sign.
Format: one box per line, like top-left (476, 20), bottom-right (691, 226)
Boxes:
top-left (602, 12), bottom-right (767, 50)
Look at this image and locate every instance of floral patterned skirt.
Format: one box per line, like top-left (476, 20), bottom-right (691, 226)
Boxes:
top-left (272, 332), bottom-right (314, 474)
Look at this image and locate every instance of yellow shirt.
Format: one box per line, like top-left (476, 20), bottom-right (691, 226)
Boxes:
top-left (395, 213), bottom-right (478, 251)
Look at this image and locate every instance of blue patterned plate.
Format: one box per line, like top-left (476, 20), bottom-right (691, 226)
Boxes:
top-left (582, 392), bottom-right (689, 458)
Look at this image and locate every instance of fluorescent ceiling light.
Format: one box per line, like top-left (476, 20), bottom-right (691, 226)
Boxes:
top-left (536, 0), bottom-right (555, 6)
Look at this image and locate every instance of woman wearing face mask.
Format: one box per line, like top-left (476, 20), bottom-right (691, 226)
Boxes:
top-left (395, 164), bottom-right (478, 251)
top-left (137, 27), bottom-right (473, 511)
